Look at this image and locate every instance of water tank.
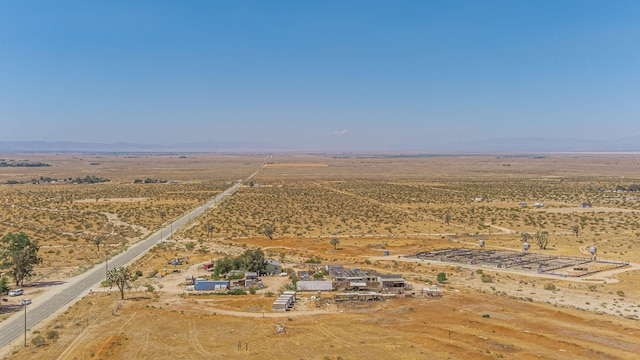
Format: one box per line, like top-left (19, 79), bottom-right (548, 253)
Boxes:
top-left (590, 246), bottom-right (597, 256)
top-left (523, 242), bottom-right (530, 251)
top-left (479, 240), bottom-right (485, 248)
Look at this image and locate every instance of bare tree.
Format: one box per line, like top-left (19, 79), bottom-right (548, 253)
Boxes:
top-left (535, 228), bottom-right (550, 250)
top-left (444, 213), bottom-right (451, 225)
top-left (106, 266), bottom-right (132, 300)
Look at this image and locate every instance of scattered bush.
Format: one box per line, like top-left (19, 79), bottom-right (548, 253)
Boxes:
top-left (31, 335), bottom-right (46, 347)
top-left (227, 289), bottom-right (246, 295)
top-left (481, 274), bottom-right (493, 283)
top-left (544, 283), bottom-right (556, 291)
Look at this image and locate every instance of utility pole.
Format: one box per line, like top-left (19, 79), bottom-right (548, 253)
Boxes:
top-left (23, 304), bottom-right (27, 347)
top-left (105, 252), bottom-right (108, 280)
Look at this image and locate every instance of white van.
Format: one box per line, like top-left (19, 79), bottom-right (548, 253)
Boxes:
top-left (8, 289), bottom-right (24, 296)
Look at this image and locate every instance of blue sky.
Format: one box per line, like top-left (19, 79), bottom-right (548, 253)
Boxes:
top-left (1, 1), bottom-right (638, 151)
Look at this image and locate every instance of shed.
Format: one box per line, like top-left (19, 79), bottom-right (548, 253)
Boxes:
top-left (272, 291), bottom-right (296, 311)
top-left (194, 280), bottom-right (229, 291)
top-left (184, 274), bottom-right (194, 285)
top-left (378, 275), bottom-right (409, 290)
top-left (296, 280), bottom-right (334, 291)
top-left (265, 259), bottom-right (281, 274)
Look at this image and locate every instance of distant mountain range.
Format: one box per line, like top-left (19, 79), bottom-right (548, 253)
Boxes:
top-left (0, 136), bottom-right (639, 153)
top-left (0, 140), bottom-right (281, 153)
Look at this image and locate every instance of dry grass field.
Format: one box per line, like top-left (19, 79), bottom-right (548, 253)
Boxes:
top-left (2, 152), bottom-right (640, 359)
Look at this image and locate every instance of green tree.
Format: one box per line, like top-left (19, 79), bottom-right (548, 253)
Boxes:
top-left (0, 276), bottom-right (10, 312)
top-left (521, 232), bottom-right (532, 243)
top-left (213, 256), bottom-right (234, 276)
top-left (213, 249), bottom-right (267, 276)
top-left (1, 232), bottom-right (42, 286)
top-left (240, 248), bottom-right (266, 273)
top-left (106, 266), bottom-right (132, 300)
top-left (264, 224), bottom-right (276, 240)
top-left (535, 228), bottom-right (550, 250)
top-left (330, 237), bottom-right (340, 250)
top-left (437, 272), bottom-right (447, 283)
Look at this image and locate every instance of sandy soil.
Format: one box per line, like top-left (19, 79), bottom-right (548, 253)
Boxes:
top-left (74, 198), bottom-right (151, 203)
top-left (265, 163), bottom-right (329, 167)
top-left (3, 153), bottom-right (640, 359)
top-left (7, 287), bottom-right (640, 360)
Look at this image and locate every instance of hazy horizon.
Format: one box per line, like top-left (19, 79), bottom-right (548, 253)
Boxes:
top-left (1, 1), bottom-right (638, 151)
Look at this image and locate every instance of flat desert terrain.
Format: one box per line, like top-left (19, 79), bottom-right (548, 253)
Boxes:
top-left (1, 152), bottom-right (640, 359)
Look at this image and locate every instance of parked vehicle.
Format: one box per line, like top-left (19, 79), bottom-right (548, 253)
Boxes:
top-left (21, 299), bottom-right (31, 305)
top-left (8, 289), bottom-right (24, 296)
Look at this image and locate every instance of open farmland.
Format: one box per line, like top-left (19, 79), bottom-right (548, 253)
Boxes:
top-left (2, 152), bottom-right (640, 359)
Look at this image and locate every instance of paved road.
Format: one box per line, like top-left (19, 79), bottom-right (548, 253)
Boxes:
top-left (0, 173), bottom-right (255, 350)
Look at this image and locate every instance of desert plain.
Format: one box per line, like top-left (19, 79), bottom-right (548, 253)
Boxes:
top-left (1, 152), bottom-right (640, 359)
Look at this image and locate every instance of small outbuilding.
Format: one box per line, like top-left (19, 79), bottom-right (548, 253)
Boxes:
top-left (272, 291), bottom-right (297, 312)
top-left (296, 280), bottom-right (334, 292)
top-left (194, 280), bottom-right (229, 291)
top-left (265, 259), bottom-right (281, 275)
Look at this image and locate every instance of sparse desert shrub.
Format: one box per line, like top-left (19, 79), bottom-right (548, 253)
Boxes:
top-left (31, 335), bottom-right (46, 347)
top-left (46, 330), bottom-right (59, 340)
top-left (227, 289), bottom-right (246, 295)
top-left (481, 274), bottom-right (493, 283)
top-left (544, 283), bottom-right (556, 291)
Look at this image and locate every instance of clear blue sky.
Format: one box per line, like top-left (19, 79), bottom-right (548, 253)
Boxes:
top-left (1, 1), bottom-right (638, 151)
